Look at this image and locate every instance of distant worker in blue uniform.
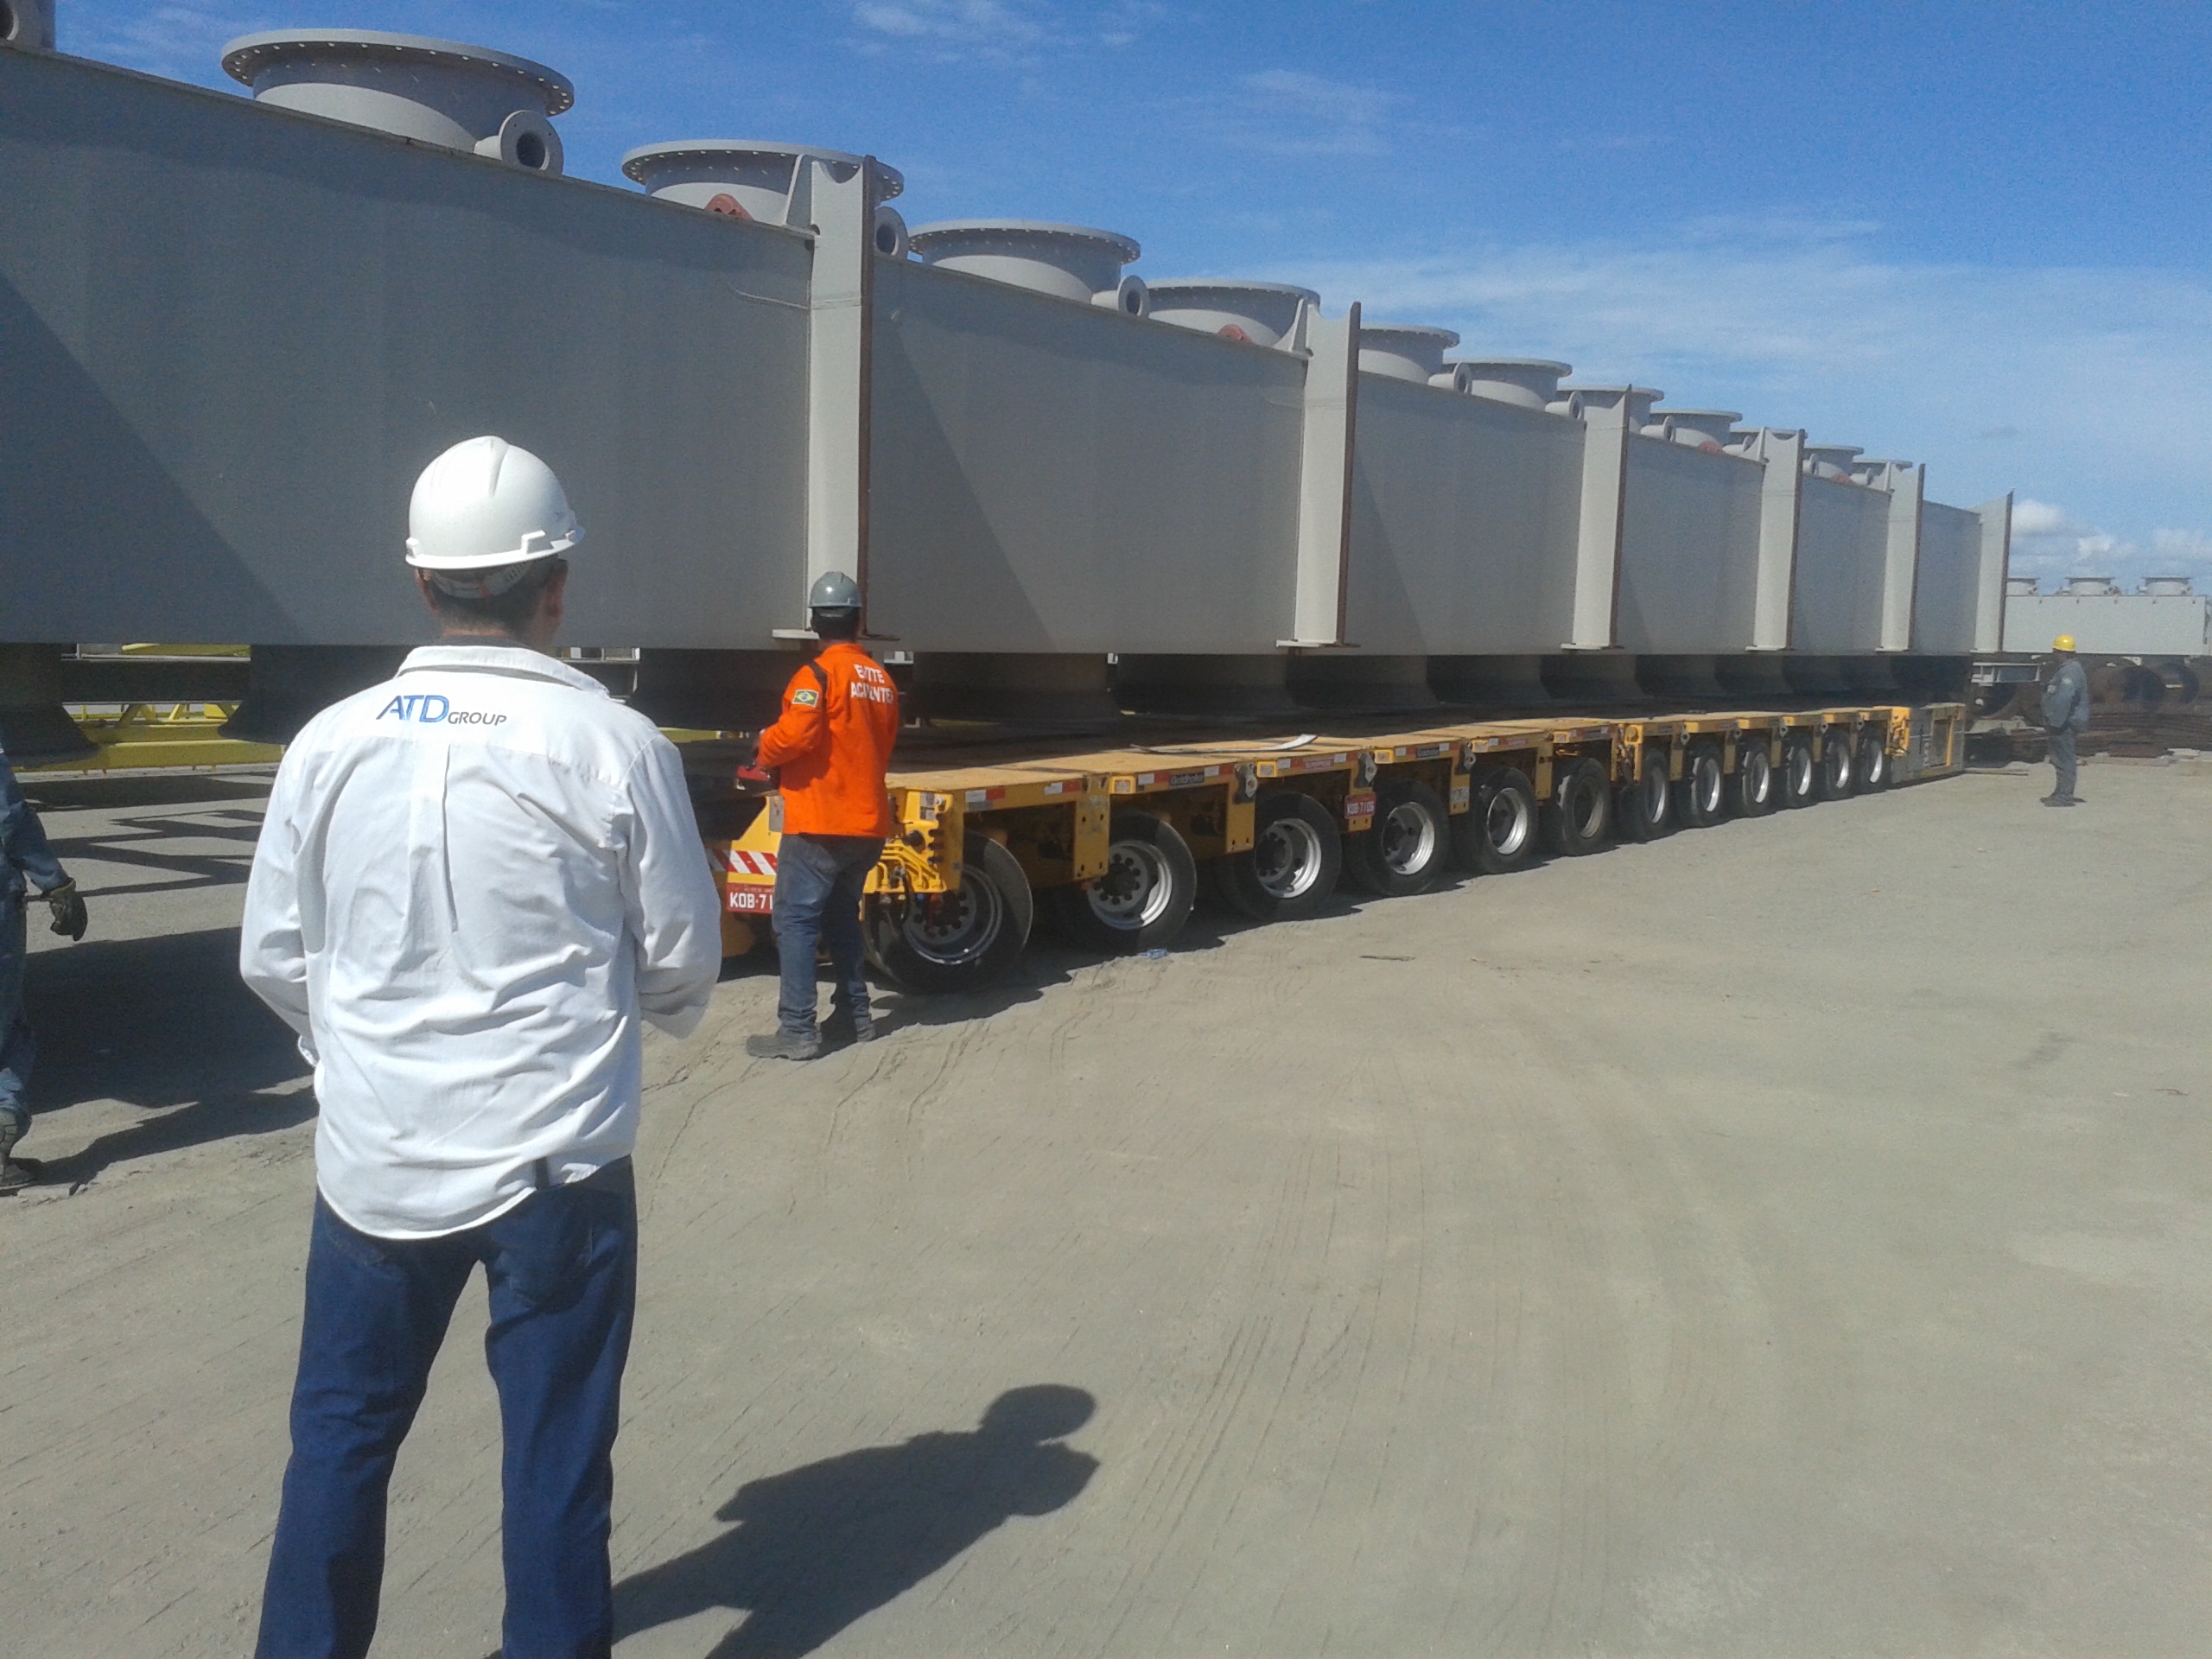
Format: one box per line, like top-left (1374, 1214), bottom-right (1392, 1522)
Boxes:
top-left (2040, 634), bottom-right (2091, 807)
top-left (1, 748), bottom-right (90, 1194)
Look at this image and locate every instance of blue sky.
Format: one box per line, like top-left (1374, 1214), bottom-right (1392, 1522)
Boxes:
top-left (66, 0), bottom-right (2212, 588)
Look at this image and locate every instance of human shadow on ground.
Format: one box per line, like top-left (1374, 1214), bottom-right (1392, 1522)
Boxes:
top-left (613, 1384), bottom-right (1098, 1658)
top-left (16, 925), bottom-right (310, 1185)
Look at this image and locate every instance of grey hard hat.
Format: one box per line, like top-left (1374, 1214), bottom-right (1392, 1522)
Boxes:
top-left (808, 570), bottom-right (861, 610)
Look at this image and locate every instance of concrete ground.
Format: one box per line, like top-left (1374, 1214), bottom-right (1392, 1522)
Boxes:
top-left (3, 757), bottom-right (2207, 1656)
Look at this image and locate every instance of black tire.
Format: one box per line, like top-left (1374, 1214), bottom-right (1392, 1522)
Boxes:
top-left (1816, 730), bottom-right (1854, 800)
top-left (1053, 810), bottom-right (1198, 953)
top-left (1346, 779), bottom-right (1452, 897)
top-left (1544, 757), bottom-right (1611, 856)
top-left (1778, 734), bottom-right (1818, 808)
top-left (1732, 738), bottom-right (1778, 817)
top-left (1854, 728), bottom-right (1891, 792)
top-left (1674, 741), bottom-right (1726, 828)
top-left (1217, 791), bottom-right (1341, 922)
top-left (1614, 750), bottom-right (1675, 842)
top-left (864, 834), bottom-right (1033, 994)
top-left (1451, 766), bottom-right (1541, 874)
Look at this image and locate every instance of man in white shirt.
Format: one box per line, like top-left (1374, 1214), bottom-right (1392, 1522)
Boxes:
top-left (240, 436), bottom-right (722, 1659)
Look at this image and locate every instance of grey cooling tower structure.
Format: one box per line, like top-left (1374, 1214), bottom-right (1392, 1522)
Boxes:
top-left (623, 140), bottom-right (909, 255)
top-left (1449, 359), bottom-right (1572, 410)
top-left (1146, 280), bottom-right (1317, 348)
top-left (3, 0), bottom-right (55, 51)
top-left (910, 220), bottom-right (1148, 317)
top-left (221, 29), bottom-right (572, 174)
top-left (0, 35), bottom-right (2014, 746)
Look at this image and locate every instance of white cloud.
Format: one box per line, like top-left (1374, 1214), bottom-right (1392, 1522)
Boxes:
top-left (1213, 69), bottom-right (1401, 158)
top-left (2005, 504), bottom-right (2212, 588)
top-left (68, 3), bottom-right (270, 83)
top-left (849, 0), bottom-right (1158, 59)
top-left (2011, 499), bottom-right (2088, 538)
top-left (2152, 528), bottom-right (2212, 573)
top-left (854, 0), bottom-right (1048, 48)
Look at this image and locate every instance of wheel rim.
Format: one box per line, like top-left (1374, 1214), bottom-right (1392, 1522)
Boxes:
top-left (900, 871), bottom-right (1004, 966)
top-left (1826, 744), bottom-right (1852, 791)
top-left (1643, 765), bottom-right (1670, 823)
top-left (1379, 801), bottom-right (1438, 875)
top-left (1088, 838), bottom-right (1173, 930)
top-left (1790, 748), bottom-right (1814, 795)
top-left (1572, 776), bottom-right (1605, 837)
top-left (1743, 748), bottom-right (1772, 804)
top-left (1254, 817), bottom-right (1325, 900)
top-left (1694, 755), bottom-right (1723, 813)
top-left (1864, 744), bottom-right (1886, 785)
top-left (1485, 788), bottom-right (1532, 856)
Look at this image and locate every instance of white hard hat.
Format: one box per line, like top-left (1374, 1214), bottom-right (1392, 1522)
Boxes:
top-left (404, 436), bottom-right (582, 578)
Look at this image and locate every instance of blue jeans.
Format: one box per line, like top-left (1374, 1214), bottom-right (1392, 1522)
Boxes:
top-left (0, 899), bottom-right (31, 1135)
top-left (257, 1161), bottom-right (638, 1659)
top-left (772, 833), bottom-right (882, 1038)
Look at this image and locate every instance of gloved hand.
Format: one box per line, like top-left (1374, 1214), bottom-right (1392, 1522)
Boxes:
top-left (45, 880), bottom-right (87, 942)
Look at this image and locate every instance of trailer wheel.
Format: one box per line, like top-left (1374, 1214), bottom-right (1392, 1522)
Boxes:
top-left (1732, 741), bottom-right (1778, 817)
top-left (865, 834), bottom-right (1033, 994)
top-left (1816, 731), bottom-right (1854, 799)
top-left (1218, 791), bottom-right (1341, 922)
top-left (1854, 728), bottom-right (1891, 792)
top-left (1055, 810), bottom-right (1198, 953)
top-left (1451, 766), bottom-right (1540, 874)
top-left (1347, 779), bottom-right (1452, 897)
top-left (1614, 751), bottom-right (1675, 842)
top-left (1778, 734), bottom-right (1818, 808)
top-left (1544, 758), bottom-right (1612, 855)
top-left (1675, 742), bottom-right (1726, 828)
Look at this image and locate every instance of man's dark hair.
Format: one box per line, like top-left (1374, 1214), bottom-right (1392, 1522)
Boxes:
top-left (424, 556), bottom-right (564, 635)
top-left (810, 607), bottom-right (861, 642)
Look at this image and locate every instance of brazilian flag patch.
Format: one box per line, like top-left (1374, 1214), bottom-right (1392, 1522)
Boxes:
top-left (792, 688), bottom-right (821, 707)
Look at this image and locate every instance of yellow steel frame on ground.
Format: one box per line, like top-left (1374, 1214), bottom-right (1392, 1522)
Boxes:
top-left (32, 703), bottom-right (283, 772)
top-left (701, 702), bottom-right (1967, 941)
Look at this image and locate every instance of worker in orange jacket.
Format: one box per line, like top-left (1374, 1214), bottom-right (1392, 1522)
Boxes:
top-left (744, 571), bottom-right (899, 1060)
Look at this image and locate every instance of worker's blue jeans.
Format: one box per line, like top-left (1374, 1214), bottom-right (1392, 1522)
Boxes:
top-left (2050, 728), bottom-right (2079, 798)
top-left (0, 899), bottom-right (33, 1137)
top-left (772, 832), bottom-right (883, 1039)
top-left (256, 1160), bottom-right (637, 1659)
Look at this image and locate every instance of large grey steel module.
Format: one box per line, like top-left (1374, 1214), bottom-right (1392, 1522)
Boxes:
top-left (0, 44), bottom-right (811, 649)
top-left (1916, 499), bottom-right (1994, 655)
top-left (1792, 474), bottom-right (1896, 658)
top-left (868, 254), bottom-right (1306, 716)
top-left (1614, 432), bottom-right (1764, 671)
top-left (1341, 374), bottom-right (1586, 706)
top-left (2, 30), bottom-right (2018, 743)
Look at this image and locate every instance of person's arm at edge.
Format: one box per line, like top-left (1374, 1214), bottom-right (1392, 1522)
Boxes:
top-left (0, 753), bottom-right (69, 894)
top-left (753, 666), bottom-right (829, 772)
top-left (623, 737), bottom-right (724, 1039)
top-left (238, 749), bottom-right (315, 1046)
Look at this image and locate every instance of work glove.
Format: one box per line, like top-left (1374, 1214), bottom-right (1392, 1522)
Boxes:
top-left (44, 880), bottom-right (88, 942)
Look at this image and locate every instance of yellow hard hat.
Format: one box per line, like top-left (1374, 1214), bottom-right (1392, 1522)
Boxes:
top-left (2052, 633), bottom-right (2076, 652)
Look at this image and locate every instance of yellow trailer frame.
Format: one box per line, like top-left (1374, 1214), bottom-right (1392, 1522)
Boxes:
top-left (704, 702), bottom-right (1967, 977)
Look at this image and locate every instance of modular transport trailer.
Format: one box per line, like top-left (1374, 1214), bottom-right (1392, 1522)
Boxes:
top-left (700, 702), bottom-right (1967, 991)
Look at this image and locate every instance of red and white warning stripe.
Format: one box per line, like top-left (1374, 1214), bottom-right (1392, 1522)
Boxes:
top-left (709, 846), bottom-right (780, 878)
